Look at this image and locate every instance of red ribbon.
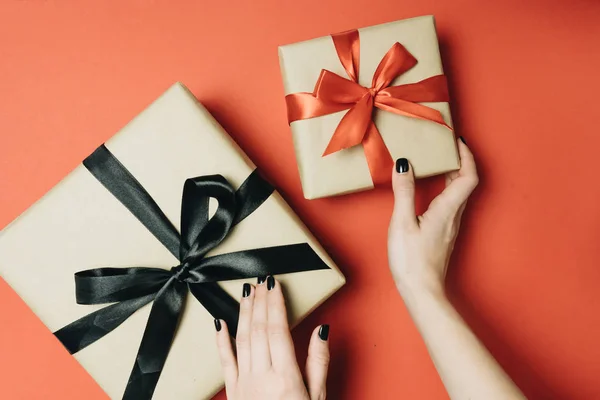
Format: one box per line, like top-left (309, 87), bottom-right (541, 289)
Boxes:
top-left (285, 29), bottom-right (451, 186)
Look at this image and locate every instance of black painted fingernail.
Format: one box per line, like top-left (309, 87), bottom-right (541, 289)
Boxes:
top-left (257, 276), bottom-right (266, 284)
top-left (242, 283), bottom-right (251, 298)
top-left (459, 136), bottom-right (467, 145)
top-left (395, 158), bottom-right (409, 174)
top-left (318, 324), bottom-right (330, 341)
top-left (214, 319), bottom-right (222, 332)
top-left (267, 276), bottom-right (275, 290)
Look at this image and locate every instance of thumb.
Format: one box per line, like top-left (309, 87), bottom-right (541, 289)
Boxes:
top-left (391, 158), bottom-right (417, 230)
top-left (305, 325), bottom-right (330, 400)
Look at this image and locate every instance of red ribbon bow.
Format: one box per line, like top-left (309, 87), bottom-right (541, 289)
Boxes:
top-left (285, 29), bottom-right (451, 185)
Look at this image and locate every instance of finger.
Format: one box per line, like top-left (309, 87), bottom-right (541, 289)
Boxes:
top-left (236, 283), bottom-right (254, 373)
top-left (215, 319), bottom-right (238, 394)
top-left (306, 325), bottom-right (330, 400)
top-left (430, 139), bottom-right (479, 215)
top-left (266, 276), bottom-right (297, 371)
top-left (456, 138), bottom-right (477, 178)
top-left (251, 277), bottom-right (271, 372)
top-left (391, 158), bottom-right (418, 230)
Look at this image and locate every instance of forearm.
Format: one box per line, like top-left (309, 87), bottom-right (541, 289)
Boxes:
top-left (400, 284), bottom-right (526, 400)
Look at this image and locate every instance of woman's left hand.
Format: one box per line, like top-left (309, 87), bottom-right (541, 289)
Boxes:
top-left (215, 276), bottom-right (330, 400)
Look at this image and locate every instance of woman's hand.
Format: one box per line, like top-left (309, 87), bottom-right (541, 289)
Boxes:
top-left (388, 138), bottom-right (479, 299)
top-left (215, 276), bottom-right (330, 400)
top-left (387, 139), bottom-right (525, 399)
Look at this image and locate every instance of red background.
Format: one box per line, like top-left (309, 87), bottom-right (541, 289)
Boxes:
top-left (1, 0), bottom-right (599, 399)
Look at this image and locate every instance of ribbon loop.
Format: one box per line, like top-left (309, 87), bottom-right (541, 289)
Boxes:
top-left (314, 70), bottom-right (367, 104)
top-left (180, 175), bottom-right (236, 262)
top-left (74, 268), bottom-right (170, 305)
top-left (331, 29), bottom-right (360, 81)
top-left (371, 42), bottom-right (418, 91)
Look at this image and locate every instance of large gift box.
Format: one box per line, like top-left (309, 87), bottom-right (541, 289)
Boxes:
top-left (0, 83), bottom-right (345, 399)
top-left (279, 15), bottom-right (460, 199)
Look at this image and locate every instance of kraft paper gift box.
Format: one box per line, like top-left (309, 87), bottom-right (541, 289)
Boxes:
top-left (0, 83), bottom-right (345, 400)
top-left (279, 15), bottom-right (460, 199)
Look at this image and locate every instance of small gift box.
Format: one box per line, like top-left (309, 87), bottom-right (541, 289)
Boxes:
top-left (0, 83), bottom-right (345, 400)
top-left (279, 15), bottom-right (460, 199)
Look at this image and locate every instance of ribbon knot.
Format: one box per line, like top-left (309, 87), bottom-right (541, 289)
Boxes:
top-left (285, 29), bottom-right (452, 186)
top-left (170, 263), bottom-right (191, 281)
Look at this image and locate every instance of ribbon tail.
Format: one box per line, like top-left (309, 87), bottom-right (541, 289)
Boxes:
top-left (375, 97), bottom-right (451, 130)
top-left (381, 75), bottom-right (449, 103)
top-left (189, 282), bottom-right (241, 337)
top-left (323, 94), bottom-right (373, 156)
top-left (122, 279), bottom-right (187, 400)
top-left (362, 122), bottom-right (394, 186)
top-left (54, 293), bottom-right (156, 354)
top-left (188, 243), bottom-right (331, 337)
top-left (195, 244), bottom-right (331, 282)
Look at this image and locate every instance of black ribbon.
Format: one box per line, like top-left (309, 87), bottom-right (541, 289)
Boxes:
top-left (53, 145), bottom-right (329, 399)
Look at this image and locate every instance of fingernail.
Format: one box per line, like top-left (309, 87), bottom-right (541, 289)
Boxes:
top-left (267, 276), bottom-right (275, 291)
top-left (395, 158), bottom-right (409, 174)
top-left (257, 276), bottom-right (266, 284)
top-left (214, 319), bottom-right (222, 332)
top-left (318, 324), bottom-right (330, 341)
top-left (242, 283), bottom-right (251, 298)
top-left (459, 136), bottom-right (467, 145)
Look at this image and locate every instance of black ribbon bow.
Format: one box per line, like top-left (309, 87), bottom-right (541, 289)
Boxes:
top-left (54, 145), bottom-right (329, 399)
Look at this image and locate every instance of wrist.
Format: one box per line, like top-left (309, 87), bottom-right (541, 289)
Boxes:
top-left (395, 275), bottom-right (447, 308)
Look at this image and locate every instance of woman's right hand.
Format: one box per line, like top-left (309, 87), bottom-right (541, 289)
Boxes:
top-left (387, 138), bottom-right (479, 299)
